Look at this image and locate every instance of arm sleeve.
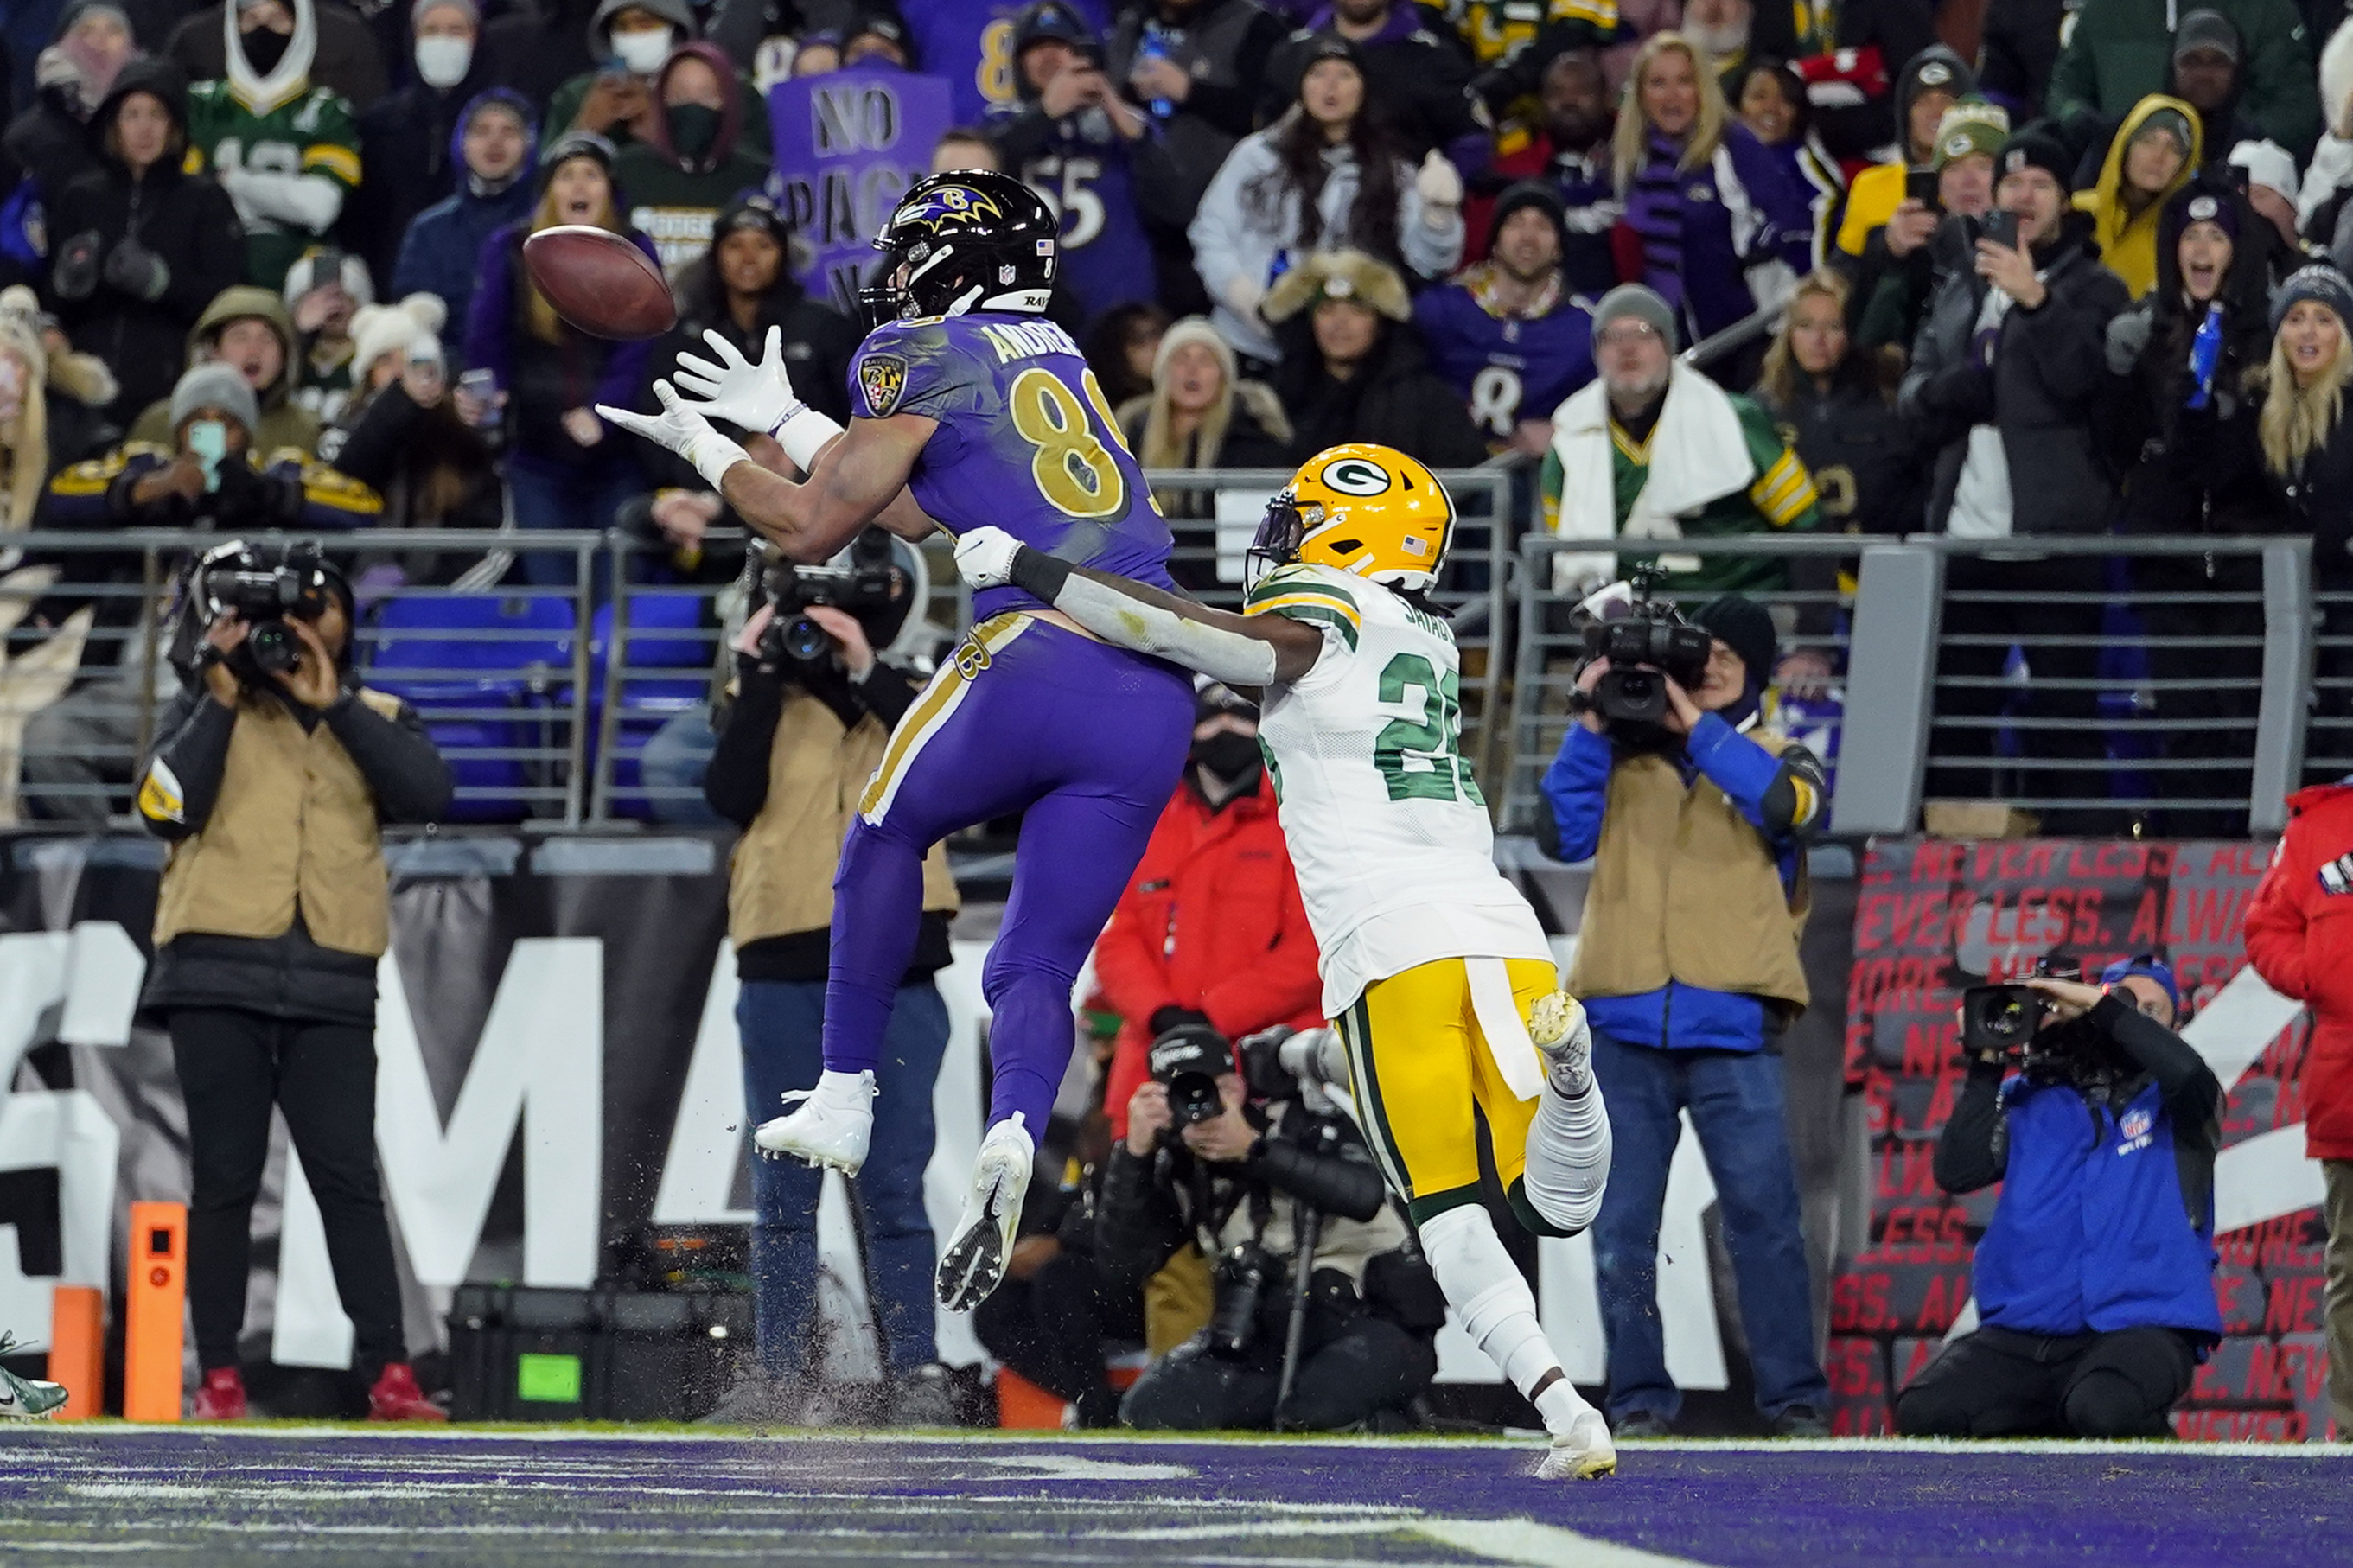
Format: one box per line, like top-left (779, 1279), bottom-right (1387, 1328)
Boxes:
top-left (2044, 23), bottom-right (2099, 124)
top-left (220, 169), bottom-right (348, 233)
top-left (1743, 407), bottom-right (1821, 531)
top-left (2010, 269), bottom-right (2123, 405)
top-left (1933, 1059), bottom-right (2012, 1194)
top-left (1686, 717), bottom-right (1828, 845)
top-left (1094, 1145), bottom-right (1187, 1292)
top-left (292, 460), bottom-right (386, 528)
top-left (1536, 721), bottom-right (1614, 862)
top-left (851, 660), bottom-right (922, 733)
top-left (1014, 549), bottom-right (1284, 685)
top-left (137, 691), bottom-right (234, 839)
top-left (988, 104), bottom-right (1060, 169)
top-left (1398, 162), bottom-right (1466, 280)
top-left (163, 182), bottom-right (252, 320)
top-left (2243, 844), bottom-right (2315, 1000)
top-left (702, 663), bottom-right (784, 829)
top-left (323, 696), bottom-right (453, 823)
top-left (2091, 993), bottom-right (2225, 1114)
top-left (1186, 139), bottom-right (1264, 305)
top-left (328, 383), bottom-right (422, 491)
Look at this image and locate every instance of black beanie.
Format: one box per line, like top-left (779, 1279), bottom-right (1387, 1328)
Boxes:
top-left (1485, 179), bottom-right (1570, 257)
top-left (1691, 595), bottom-right (1779, 685)
top-left (1995, 128), bottom-right (2072, 188)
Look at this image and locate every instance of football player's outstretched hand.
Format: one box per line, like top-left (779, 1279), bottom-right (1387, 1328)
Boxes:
top-left (597, 381), bottom-right (746, 489)
top-left (956, 526), bottom-right (1023, 590)
top-left (673, 326), bottom-right (801, 434)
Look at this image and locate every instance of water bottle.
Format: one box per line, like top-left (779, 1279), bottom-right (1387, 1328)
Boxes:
top-left (1266, 249), bottom-right (1291, 291)
top-left (1138, 24), bottom-right (1172, 119)
top-left (2186, 303), bottom-right (2224, 410)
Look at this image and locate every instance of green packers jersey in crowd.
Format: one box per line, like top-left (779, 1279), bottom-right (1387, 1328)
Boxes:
top-left (187, 81), bottom-right (360, 291)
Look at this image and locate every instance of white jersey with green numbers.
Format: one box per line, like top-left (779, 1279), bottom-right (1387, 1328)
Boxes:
top-left (1243, 562), bottom-right (1553, 1018)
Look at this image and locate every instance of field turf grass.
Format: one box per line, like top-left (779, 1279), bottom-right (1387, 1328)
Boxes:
top-left (0, 1426), bottom-right (2346, 1565)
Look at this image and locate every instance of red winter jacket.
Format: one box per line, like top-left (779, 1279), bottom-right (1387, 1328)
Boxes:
top-left (1094, 777), bottom-right (1324, 1140)
top-left (2244, 781), bottom-right (2353, 1161)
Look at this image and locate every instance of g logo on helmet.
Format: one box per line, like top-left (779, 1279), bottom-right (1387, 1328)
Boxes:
top-left (1319, 456), bottom-right (1392, 496)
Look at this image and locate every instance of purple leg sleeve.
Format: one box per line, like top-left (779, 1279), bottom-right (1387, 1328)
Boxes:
top-left (821, 619), bottom-right (1192, 1117)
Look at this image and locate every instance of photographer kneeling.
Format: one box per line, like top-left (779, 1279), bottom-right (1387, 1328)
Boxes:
top-left (1896, 959), bottom-right (2222, 1438)
top-left (1103, 1026), bottom-right (1444, 1431)
top-left (702, 532), bottom-right (963, 1426)
top-left (137, 542), bottom-right (453, 1421)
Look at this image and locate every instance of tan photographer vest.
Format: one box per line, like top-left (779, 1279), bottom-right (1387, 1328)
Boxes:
top-left (1565, 730), bottom-right (1813, 1017)
top-left (152, 689), bottom-right (405, 958)
top-left (728, 688), bottom-right (959, 948)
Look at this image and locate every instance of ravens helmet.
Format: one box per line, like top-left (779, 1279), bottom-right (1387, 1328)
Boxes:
top-left (1249, 444), bottom-right (1457, 592)
top-left (860, 169), bottom-right (1058, 328)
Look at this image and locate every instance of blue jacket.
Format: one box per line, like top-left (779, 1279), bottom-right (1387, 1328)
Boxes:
top-left (1941, 996), bottom-right (2224, 1345)
top-left (1540, 712), bottom-right (1816, 1052)
top-left (388, 89), bottom-right (539, 355)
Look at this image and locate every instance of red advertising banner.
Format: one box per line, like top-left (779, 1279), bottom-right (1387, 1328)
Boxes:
top-left (1835, 838), bottom-right (2327, 1440)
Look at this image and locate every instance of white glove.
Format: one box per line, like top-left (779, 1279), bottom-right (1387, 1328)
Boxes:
top-left (955, 526), bottom-right (1023, 590)
top-left (673, 325), bottom-right (795, 430)
top-left (1415, 150), bottom-right (1463, 211)
top-left (596, 380), bottom-right (748, 491)
top-left (671, 325), bottom-right (845, 471)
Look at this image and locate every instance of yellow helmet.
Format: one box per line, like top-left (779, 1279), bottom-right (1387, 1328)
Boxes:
top-left (1248, 444), bottom-right (1457, 592)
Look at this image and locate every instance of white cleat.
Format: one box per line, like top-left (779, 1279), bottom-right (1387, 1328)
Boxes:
top-left (1527, 990), bottom-right (1593, 1096)
top-left (752, 1069), bottom-right (877, 1174)
top-left (934, 1113), bottom-right (1034, 1312)
top-left (1536, 1406), bottom-right (1617, 1480)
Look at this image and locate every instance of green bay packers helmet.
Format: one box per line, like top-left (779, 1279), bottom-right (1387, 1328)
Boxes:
top-left (1249, 444), bottom-right (1456, 591)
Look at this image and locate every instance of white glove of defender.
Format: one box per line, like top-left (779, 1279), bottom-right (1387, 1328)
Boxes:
top-left (596, 380), bottom-right (748, 490)
top-left (673, 326), bottom-right (800, 432)
top-left (955, 526), bottom-right (1023, 590)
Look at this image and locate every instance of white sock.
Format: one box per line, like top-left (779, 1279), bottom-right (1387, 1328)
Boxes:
top-left (1419, 1203), bottom-right (1587, 1436)
top-left (1523, 1077), bottom-right (1611, 1234)
top-left (814, 1068), bottom-right (873, 1104)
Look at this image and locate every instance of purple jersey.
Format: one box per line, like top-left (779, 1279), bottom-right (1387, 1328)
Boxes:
top-left (896, 0), bottom-right (1114, 126)
top-left (1412, 276), bottom-right (1598, 446)
top-left (851, 311), bottom-right (1176, 615)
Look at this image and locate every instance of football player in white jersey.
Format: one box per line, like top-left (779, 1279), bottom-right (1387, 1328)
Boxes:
top-left (954, 443), bottom-right (1617, 1480)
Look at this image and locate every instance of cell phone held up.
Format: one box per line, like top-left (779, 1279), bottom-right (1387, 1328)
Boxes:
top-left (1905, 168), bottom-right (1938, 210)
top-left (1978, 209), bottom-right (2020, 253)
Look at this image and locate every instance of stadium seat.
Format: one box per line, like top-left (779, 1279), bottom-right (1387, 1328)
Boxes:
top-left (363, 593), bottom-right (583, 821)
top-left (583, 593), bottom-right (720, 819)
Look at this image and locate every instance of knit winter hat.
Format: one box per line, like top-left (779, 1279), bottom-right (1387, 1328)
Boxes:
top-left (1690, 594), bottom-right (1778, 686)
top-left (1996, 128), bottom-right (2072, 188)
top-left (2270, 263), bottom-right (2353, 337)
top-left (2172, 9), bottom-right (2240, 64)
top-left (1591, 283), bottom-right (1676, 345)
top-left (2101, 954), bottom-right (2182, 1015)
top-left (169, 362), bottom-right (259, 435)
top-left (1151, 315), bottom-right (1236, 390)
top-left (2165, 181), bottom-right (2241, 245)
top-left (539, 129), bottom-right (616, 191)
top-left (1931, 99), bottom-right (2010, 169)
top-left (2132, 106), bottom-right (2196, 158)
top-left (349, 294), bottom-right (448, 380)
top-left (1486, 179), bottom-right (1571, 258)
top-left (282, 245), bottom-right (373, 309)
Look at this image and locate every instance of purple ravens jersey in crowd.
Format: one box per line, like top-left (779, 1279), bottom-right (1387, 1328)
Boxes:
top-left (897, 0), bottom-right (1113, 125)
top-left (1412, 281), bottom-right (1599, 447)
top-left (851, 311), bottom-right (1176, 617)
top-left (1012, 128), bottom-right (1157, 326)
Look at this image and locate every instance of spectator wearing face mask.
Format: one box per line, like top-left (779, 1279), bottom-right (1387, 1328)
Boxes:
top-left (2074, 97), bottom-right (2203, 299)
top-left (544, 0), bottom-right (769, 159)
top-left (347, 0), bottom-right (496, 292)
top-left (166, 0), bottom-right (386, 111)
top-left (1092, 679), bottom-right (1324, 1149)
top-left (611, 42), bottom-right (772, 275)
top-left (184, 0), bottom-right (362, 291)
top-left (389, 89), bottom-right (536, 337)
top-left (5, 3), bottom-right (140, 207)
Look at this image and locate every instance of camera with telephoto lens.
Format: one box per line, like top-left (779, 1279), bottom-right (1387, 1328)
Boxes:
top-left (1150, 1023), bottom-right (1233, 1130)
top-left (196, 540), bottom-right (340, 678)
top-left (1572, 567), bottom-right (1712, 730)
top-left (1209, 1240), bottom-right (1276, 1356)
top-left (1959, 954), bottom-right (2083, 1057)
top-left (758, 529), bottom-right (908, 666)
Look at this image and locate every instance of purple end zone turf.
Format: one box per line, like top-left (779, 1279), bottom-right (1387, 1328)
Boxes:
top-left (1, 1430), bottom-right (2346, 1566)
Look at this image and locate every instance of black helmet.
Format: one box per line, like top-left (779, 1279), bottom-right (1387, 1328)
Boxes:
top-left (859, 169), bottom-right (1057, 328)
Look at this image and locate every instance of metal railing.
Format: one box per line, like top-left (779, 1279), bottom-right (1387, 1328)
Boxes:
top-left (5, 507), bottom-right (2330, 838)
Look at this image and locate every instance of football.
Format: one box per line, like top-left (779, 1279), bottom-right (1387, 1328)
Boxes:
top-left (521, 225), bottom-right (677, 341)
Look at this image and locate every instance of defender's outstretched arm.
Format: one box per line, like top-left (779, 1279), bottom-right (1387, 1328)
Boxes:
top-left (956, 526), bottom-right (1323, 686)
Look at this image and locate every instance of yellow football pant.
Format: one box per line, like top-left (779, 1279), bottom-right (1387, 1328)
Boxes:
top-left (1331, 956), bottom-right (1561, 1230)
